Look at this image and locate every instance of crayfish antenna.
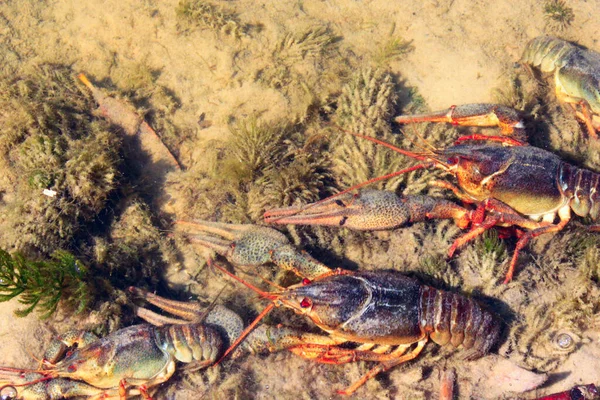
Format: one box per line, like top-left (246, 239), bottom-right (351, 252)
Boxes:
top-left (258, 275), bottom-right (285, 291)
top-left (210, 260), bottom-right (279, 301)
top-left (0, 367), bottom-right (54, 388)
top-left (398, 126), bottom-right (437, 154)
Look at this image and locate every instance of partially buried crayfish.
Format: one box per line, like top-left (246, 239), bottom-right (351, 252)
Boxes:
top-left (0, 280), bottom-right (345, 399)
top-left (522, 36), bottom-right (600, 139)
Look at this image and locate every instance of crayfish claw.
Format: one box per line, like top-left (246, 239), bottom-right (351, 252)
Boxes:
top-left (175, 219), bottom-right (330, 279)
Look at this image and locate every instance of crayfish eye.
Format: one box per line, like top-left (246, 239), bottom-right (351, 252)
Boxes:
top-left (0, 385), bottom-right (18, 400)
top-left (67, 364), bottom-right (77, 373)
top-left (299, 297), bottom-right (312, 308)
top-left (302, 278), bottom-right (311, 285)
top-left (446, 156), bottom-right (459, 166)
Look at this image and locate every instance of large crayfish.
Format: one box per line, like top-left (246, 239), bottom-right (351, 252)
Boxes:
top-left (214, 263), bottom-right (501, 395)
top-left (170, 219), bottom-right (502, 395)
top-left (267, 111), bottom-right (600, 283)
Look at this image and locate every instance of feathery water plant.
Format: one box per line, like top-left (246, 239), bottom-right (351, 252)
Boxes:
top-left (0, 249), bottom-right (90, 319)
top-left (176, 0), bottom-right (244, 37)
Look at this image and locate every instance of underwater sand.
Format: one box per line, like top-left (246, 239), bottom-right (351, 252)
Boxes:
top-left (1, 0), bottom-right (600, 398)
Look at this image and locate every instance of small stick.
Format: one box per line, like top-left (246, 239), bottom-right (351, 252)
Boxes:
top-left (77, 73), bottom-right (182, 171)
top-left (439, 367), bottom-right (456, 400)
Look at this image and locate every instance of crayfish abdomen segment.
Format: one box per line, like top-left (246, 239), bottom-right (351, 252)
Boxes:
top-left (155, 323), bottom-right (223, 365)
top-left (559, 163), bottom-right (600, 220)
top-left (419, 286), bottom-right (500, 359)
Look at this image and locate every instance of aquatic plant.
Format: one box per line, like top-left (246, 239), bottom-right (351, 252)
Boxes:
top-left (418, 254), bottom-right (462, 289)
top-left (0, 249), bottom-right (90, 319)
top-left (255, 26), bottom-right (340, 121)
top-left (567, 232), bottom-right (600, 282)
top-left (229, 117), bottom-right (286, 181)
top-left (272, 27), bottom-right (336, 64)
top-left (402, 86), bottom-right (428, 114)
top-left (332, 68), bottom-right (404, 189)
top-left (176, 117), bottom-right (334, 224)
top-left (92, 199), bottom-right (171, 285)
top-left (0, 65), bottom-right (121, 254)
top-left (543, 0), bottom-right (574, 31)
top-left (330, 68), bottom-right (445, 195)
top-left (475, 229), bottom-right (508, 259)
top-left (492, 70), bottom-right (541, 114)
top-left (373, 35), bottom-right (413, 67)
top-left (247, 133), bottom-right (335, 220)
top-left (578, 243), bottom-right (600, 282)
top-left (176, 0), bottom-right (244, 37)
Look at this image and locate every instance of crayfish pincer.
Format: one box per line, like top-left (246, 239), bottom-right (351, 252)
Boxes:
top-left (216, 265), bottom-right (502, 395)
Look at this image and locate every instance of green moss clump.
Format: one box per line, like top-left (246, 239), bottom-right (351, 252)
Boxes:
top-left (93, 199), bottom-right (170, 285)
top-left (176, 0), bottom-right (244, 37)
top-left (474, 229), bottom-right (508, 259)
top-left (0, 249), bottom-right (90, 319)
top-left (176, 118), bottom-right (334, 223)
top-left (332, 68), bottom-right (408, 190)
top-left (543, 0), bottom-right (574, 31)
top-left (0, 65), bottom-right (120, 255)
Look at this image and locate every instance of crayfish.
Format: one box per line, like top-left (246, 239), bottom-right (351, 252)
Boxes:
top-left (263, 36), bottom-right (600, 283)
top-left (0, 287), bottom-right (244, 400)
top-left (266, 104), bottom-right (600, 283)
top-left (265, 135), bottom-right (600, 283)
top-left (522, 36), bottom-right (600, 139)
top-left (212, 260), bottom-right (501, 395)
